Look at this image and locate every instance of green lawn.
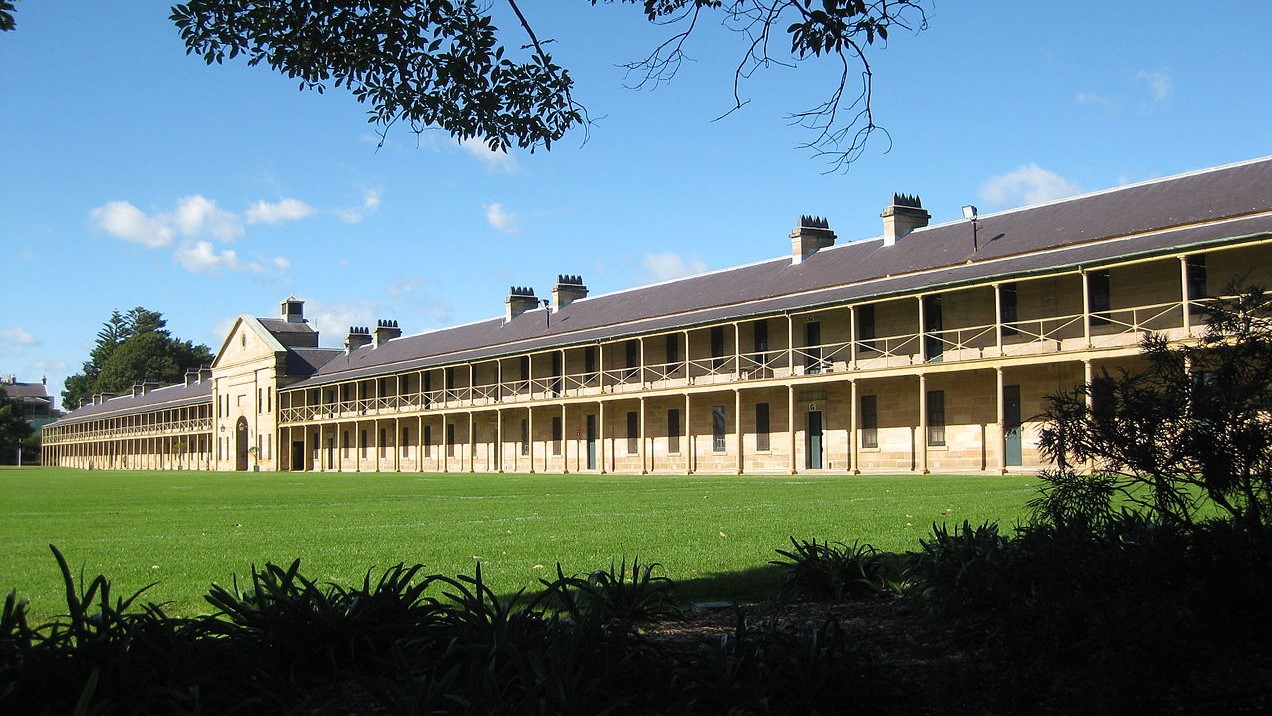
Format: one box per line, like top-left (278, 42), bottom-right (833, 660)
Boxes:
top-left (0, 467), bottom-right (1038, 622)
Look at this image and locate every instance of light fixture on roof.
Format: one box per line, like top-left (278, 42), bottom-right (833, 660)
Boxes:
top-left (961, 205), bottom-right (980, 254)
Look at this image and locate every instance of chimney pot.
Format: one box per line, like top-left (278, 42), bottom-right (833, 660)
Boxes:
top-left (345, 326), bottom-right (373, 354)
top-left (881, 193), bottom-right (930, 246)
top-left (374, 319), bottom-right (402, 347)
top-left (790, 215), bottom-right (836, 265)
top-left (551, 274), bottom-right (588, 311)
top-left (505, 286), bottom-right (540, 322)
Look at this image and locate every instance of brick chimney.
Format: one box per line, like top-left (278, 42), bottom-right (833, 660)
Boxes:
top-left (345, 326), bottom-right (372, 354)
top-left (790, 216), bottom-right (836, 265)
top-left (881, 193), bottom-right (930, 246)
top-left (551, 275), bottom-right (588, 311)
top-left (505, 286), bottom-right (540, 322)
top-left (373, 319), bottom-right (401, 347)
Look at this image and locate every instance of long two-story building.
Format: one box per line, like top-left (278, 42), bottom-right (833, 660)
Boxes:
top-left (42, 157), bottom-right (1272, 474)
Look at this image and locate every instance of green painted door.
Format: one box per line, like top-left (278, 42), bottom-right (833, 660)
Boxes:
top-left (1004, 385), bottom-right (1022, 467)
top-left (807, 410), bottom-right (824, 469)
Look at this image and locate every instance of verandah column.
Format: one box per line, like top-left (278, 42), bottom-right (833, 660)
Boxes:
top-left (639, 396), bottom-right (647, 474)
top-left (527, 406), bottom-right (535, 474)
top-left (994, 283), bottom-right (1004, 355)
top-left (1179, 255), bottom-right (1192, 334)
top-left (850, 379), bottom-right (859, 474)
top-left (1081, 270), bottom-right (1092, 346)
top-left (441, 416), bottom-right (449, 473)
top-left (560, 403), bottom-right (568, 474)
top-left (918, 373), bottom-right (929, 474)
top-left (788, 384), bottom-right (797, 475)
top-left (684, 393), bottom-right (692, 475)
top-left (598, 400), bottom-right (607, 474)
top-left (468, 412), bottom-right (475, 473)
top-left (996, 367), bottom-right (1006, 474)
top-left (496, 409), bottom-right (503, 473)
top-left (734, 388), bottom-right (743, 475)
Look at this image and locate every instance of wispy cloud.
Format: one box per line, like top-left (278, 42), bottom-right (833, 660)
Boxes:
top-left (485, 203), bottom-right (521, 235)
top-left (173, 195), bottom-right (243, 240)
top-left (89, 201), bottom-right (174, 248)
top-left (641, 252), bottom-right (707, 282)
top-left (175, 241), bottom-right (252, 274)
top-left (980, 164), bottom-right (1082, 208)
top-left (92, 194), bottom-right (318, 247)
top-left (2, 327), bottom-right (36, 345)
top-left (246, 198), bottom-right (316, 224)
top-left (338, 189), bottom-right (382, 224)
top-left (1137, 68), bottom-right (1174, 106)
top-left (87, 194), bottom-right (316, 275)
top-left (460, 137), bottom-right (519, 173)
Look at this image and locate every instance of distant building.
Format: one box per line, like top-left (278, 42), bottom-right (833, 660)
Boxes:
top-left (41, 158), bottom-right (1272, 474)
top-left (2, 375), bottom-right (60, 431)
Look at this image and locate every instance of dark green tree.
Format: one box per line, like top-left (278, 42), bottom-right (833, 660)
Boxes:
top-left (169, 0), bottom-right (928, 168)
top-left (95, 332), bottom-right (213, 396)
top-left (62, 308), bottom-right (214, 410)
top-left (1036, 281), bottom-right (1272, 533)
top-left (0, 387), bottom-right (35, 464)
top-left (8, 1), bottom-right (929, 168)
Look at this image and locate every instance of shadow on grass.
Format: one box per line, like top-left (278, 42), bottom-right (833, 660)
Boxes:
top-left (490, 562), bottom-right (787, 610)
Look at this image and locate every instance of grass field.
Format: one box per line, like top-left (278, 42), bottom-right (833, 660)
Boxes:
top-left (0, 467), bottom-right (1039, 622)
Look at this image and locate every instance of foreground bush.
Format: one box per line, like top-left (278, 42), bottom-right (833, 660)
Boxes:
top-left (0, 547), bottom-right (884, 715)
top-left (911, 514), bottom-right (1272, 714)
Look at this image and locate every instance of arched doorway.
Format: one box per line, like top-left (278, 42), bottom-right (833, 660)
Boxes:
top-left (235, 417), bottom-right (249, 471)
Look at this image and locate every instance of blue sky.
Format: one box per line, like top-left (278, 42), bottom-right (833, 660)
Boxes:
top-left (3, 1), bottom-right (1272, 409)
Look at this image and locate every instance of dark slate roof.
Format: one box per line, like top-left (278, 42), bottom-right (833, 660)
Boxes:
top-left (54, 380), bottom-right (212, 425)
top-left (290, 157), bottom-right (1272, 388)
top-left (1, 382), bottom-right (50, 405)
top-left (259, 318), bottom-right (317, 335)
top-left (286, 347), bottom-right (344, 377)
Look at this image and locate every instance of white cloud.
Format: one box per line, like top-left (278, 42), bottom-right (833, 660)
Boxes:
top-left (338, 189), bottom-right (382, 223)
top-left (387, 276), bottom-right (423, 298)
top-left (246, 198), bottom-right (316, 224)
top-left (1137, 68), bottom-right (1174, 105)
top-left (272, 256), bottom-right (291, 272)
top-left (1075, 92), bottom-right (1107, 106)
top-left (305, 300), bottom-right (381, 346)
top-left (33, 359), bottom-right (67, 372)
top-left (485, 203), bottom-right (521, 235)
top-left (89, 200), bottom-right (174, 248)
top-left (460, 137), bottom-right (519, 173)
top-left (979, 164), bottom-right (1082, 208)
top-left (174, 195), bottom-right (243, 241)
top-left (175, 241), bottom-right (257, 274)
top-left (641, 252), bottom-right (708, 282)
top-left (2, 327), bottom-right (36, 345)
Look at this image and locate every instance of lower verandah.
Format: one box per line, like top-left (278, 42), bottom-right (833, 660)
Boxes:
top-left (278, 359), bottom-right (1100, 475)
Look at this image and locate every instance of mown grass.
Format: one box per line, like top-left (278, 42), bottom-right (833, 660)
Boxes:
top-left (0, 467), bottom-right (1037, 622)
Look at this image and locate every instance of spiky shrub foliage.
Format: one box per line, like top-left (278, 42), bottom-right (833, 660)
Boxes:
top-left (552, 556), bottom-right (679, 626)
top-left (0, 546), bottom-right (240, 714)
top-left (772, 537), bottom-right (911, 600)
top-left (684, 611), bottom-right (886, 715)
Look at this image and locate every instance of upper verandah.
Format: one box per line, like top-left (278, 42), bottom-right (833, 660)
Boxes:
top-left (293, 156), bottom-right (1272, 388)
